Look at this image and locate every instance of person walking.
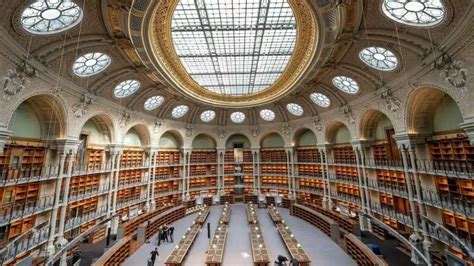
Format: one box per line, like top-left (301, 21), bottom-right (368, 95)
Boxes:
top-left (150, 247), bottom-right (159, 265)
top-left (169, 225), bottom-right (175, 243)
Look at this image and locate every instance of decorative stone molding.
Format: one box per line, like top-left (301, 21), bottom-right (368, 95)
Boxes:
top-left (282, 122), bottom-right (291, 136)
top-left (379, 88), bottom-right (401, 112)
top-left (217, 128), bottom-right (227, 139)
top-left (432, 54), bottom-right (468, 93)
top-left (250, 127), bottom-right (260, 138)
top-left (312, 115), bottom-right (323, 131)
top-left (185, 124), bottom-right (194, 137)
top-left (119, 109), bottom-right (133, 128)
top-left (71, 93), bottom-right (93, 118)
top-left (2, 62), bottom-right (35, 100)
top-left (342, 105), bottom-right (355, 124)
top-left (153, 119), bottom-right (162, 134)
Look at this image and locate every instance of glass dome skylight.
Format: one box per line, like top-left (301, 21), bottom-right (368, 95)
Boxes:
top-left (21, 0), bottom-right (83, 35)
top-left (359, 47), bottom-right (398, 71)
top-left (287, 103), bottom-right (304, 116)
top-left (114, 80), bottom-right (140, 98)
top-left (230, 112), bottom-right (246, 123)
top-left (260, 109), bottom-right (276, 121)
top-left (171, 0), bottom-right (297, 96)
top-left (73, 52), bottom-right (111, 77)
top-left (310, 93), bottom-right (331, 107)
top-left (144, 96), bottom-right (165, 111)
top-left (200, 110), bottom-right (216, 122)
top-left (382, 0), bottom-right (445, 27)
top-left (332, 76), bottom-right (359, 94)
top-left (172, 105), bottom-right (189, 118)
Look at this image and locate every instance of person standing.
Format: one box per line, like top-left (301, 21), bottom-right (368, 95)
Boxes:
top-left (163, 224), bottom-right (169, 242)
top-left (150, 247), bottom-right (159, 265)
top-left (169, 225), bottom-right (175, 243)
top-left (157, 227), bottom-right (163, 246)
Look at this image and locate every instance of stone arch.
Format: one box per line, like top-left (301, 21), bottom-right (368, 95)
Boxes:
top-left (405, 87), bottom-right (464, 134)
top-left (225, 133), bottom-right (252, 149)
top-left (7, 94), bottom-right (67, 140)
top-left (123, 123), bottom-right (151, 146)
top-left (260, 132), bottom-right (285, 148)
top-left (359, 109), bottom-right (396, 140)
top-left (325, 120), bottom-right (352, 144)
top-left (158, 130), bottom-right (184, 149)
top-left (77, 112), bottom-right (116, 144)
top-left (191, 134), bottom-right (217, 149)
top-left (292, 127), bottom-right (317, 146)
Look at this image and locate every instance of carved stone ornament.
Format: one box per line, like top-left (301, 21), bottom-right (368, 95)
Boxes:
top-left (217, 128), bottom-right (227, 139)
top-left (2, 63), bottom-right (35, 100)
top-left (312, 115), bottom-right (323, 131)
top-left (119, 110), bottom-right (132, 128)
top-left (342, 105), bottom-right (355, 124)
top-left (153, 119), bottom-right (162, 134)
top-left (185, 124), bottom-right (194, 137)
top-left (380, 89), bottom-right (401, 112)
top-left (282, 123), bottom-right (291, 136)
top-left (432, 54), bottom-right (468, 93)
top-left (250, 127), bottom-right (260, 138)
top-left (71, 94), bottom-right (93, 118)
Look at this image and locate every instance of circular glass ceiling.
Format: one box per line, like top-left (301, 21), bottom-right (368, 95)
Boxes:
top-left (171, 0), bottom-right (297, 96)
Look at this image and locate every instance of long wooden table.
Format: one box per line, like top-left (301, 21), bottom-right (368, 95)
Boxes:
top-left (218, 203), bottom-right (231, 225)
top-left (247, 203), bottom-right (270, 266)
top-left (276, 223), bottom-right (311, 266)
top-left (165, 207), bottom-right (210, 265)
top-left (267, 205), bottom-right (283, 224)
top-left (205, 204), bottom-right (231, 266)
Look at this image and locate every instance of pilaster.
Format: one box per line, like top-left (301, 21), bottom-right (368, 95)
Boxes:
top-left (459, 120), bottom-right (474, 145)
top-left (0, 129), bottom-right (13, 153)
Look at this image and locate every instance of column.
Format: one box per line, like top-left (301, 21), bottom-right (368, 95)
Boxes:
top-left (106, 152), bottom-right (117, 217)
top-left (217, 148), bottom-right (226, 193)
top-left (407, 146), bottom-right (432, 263)
top-left (285, 146), bottom-right (296, 199)
top-left (150, 150), bottom-right (157, 210)
top-left (110, 148), bottom-right (122, 236)
top-left (0, 129), bottom-right (12, 154)
top-left (181, 148), bottom-right (192, 200)
top-left (318, 145), bottom-right (332, 209)
top-left (46, 151), bottom-right (67, 257)
top-left (352, 145), bottom-right (372, 231)
top-left (252, 148), bottom-right (260, 192)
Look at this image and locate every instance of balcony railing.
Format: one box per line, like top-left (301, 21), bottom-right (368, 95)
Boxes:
top-left (415, 159), bottom-right (473, 178)
top-left (370, 203), bottom-right (414, 227)
top-left (0, 195), bottom-right (55, 226)
top-left (366, 179), bottom-right (409, 198)
top-left (68, 184), bottom-right (110, 202)
top-left (0, 226), bottom-right (49, 264)
top-left (116, 195), bottom-right (147, 209)
top-left (422, 188), bottom-right (474, 217)
top-left (0, 165), bottom-right (60, 186)
top-left (64, 206), bottom-right (108, 231)
top-left (71, 163), bottom-right (113, 176)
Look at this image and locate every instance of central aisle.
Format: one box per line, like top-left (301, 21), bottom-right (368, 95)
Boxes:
top-left (222, 204), bottom-right (253, 265)
top-left (257, 207), bottom-right (289, 261)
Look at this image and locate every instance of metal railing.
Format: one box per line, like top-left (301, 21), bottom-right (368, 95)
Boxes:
top-left (64, 206), bottom-right (108, 231)
top-left (0, 195), bottom-right (55, 226)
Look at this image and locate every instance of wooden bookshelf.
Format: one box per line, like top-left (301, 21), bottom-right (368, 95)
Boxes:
top-left (69, 174), bottom-right (100, 196)
top-left (243, 150), bottom-right (253, 163)
top-left (84, 148), bottom-right (104, 170)
top-left (261, 164), bottom-right (288, 174)
top-left (120, 150), bottom-right (144, 168)
top-left (67, 197), bottom-right (98, 220)
top-left (0, 143), bottom-right (46, 180)
top-left (154, 180), bottom-right (179, 193)
top-left (333, 146), bottom-right (356, 164)
top-left (297, 147), bottom-right (320, 163)
top-left (261, 176), bottom-right (288, 187)
top-left (376, 170), bottom-right (407, 191)
top-left (290, 204), bottom-right (340, 241)
top-left (336, 183), bottom-right (360, 197)
top-left (428, 133), bottom-right (474, 172)
top-left (435, 176), bottom-right (474, 201)
top-left (344, 233), bottom-right (388, 266)
top-left (118, 187), bottom-right (141, 203)
top-left (442, 210), bottom-right (474, 246)
top-left (260, 149), bottom-right (287, 163)
top-left (190, 150), bottom-right (217, 164)
top-left (7, 216), bottom-right (35, 241)
top-left (335, 166), bottom-right (358, 181)
top-left (119, 169), bottom-right (143, 186)
top-left (297, 192), bottom-right (323, 207)
top-left (156, 150), bottom-right (180, 165)
top-left (297, 164), bottom-right (322, 177)
top-left (298, 178), bottom-right (324, 190)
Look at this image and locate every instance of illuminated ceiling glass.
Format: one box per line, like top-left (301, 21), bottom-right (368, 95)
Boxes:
top-left (200, 110), bottom-right (216, 122)
top-left (73, 52), bottom-right (111, 77)
top-left (310, 92), bottom-right (330, 107)
top-left (260, 109), bottom-right (276, 121)
top-left (172, 105), bottom-right (189, 118)
top-left (359, 47), bottom-right (398, 71)
top-left (332, 76), bottom-right (359, 94)
top-left (144, 96), bottom-right (165, 111)
top-left (230, 112), bottom-right (246, 123)
top-left (171, 0), bottom-right (297, 96)
top-left (114, 80), bottom-right (140, 98)
top-left (382, 0), bottom-right (445, 27)
top-left (286, 103), bottom-right (303, 116)
top-left (21, 0), bottom-right (83, 35)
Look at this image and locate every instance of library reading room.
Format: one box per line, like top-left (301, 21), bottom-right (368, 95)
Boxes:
top-left (0, 0), bottom-right (472, 265)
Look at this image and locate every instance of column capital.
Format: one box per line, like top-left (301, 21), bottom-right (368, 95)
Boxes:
top-left (145, 146), bottom-right (159, 155)
top-left (350, 139), bottom-right (373, 150)
top-left (316, 143), bottom-right (332, 152)
top-left (394, 132), bottom-right (428, 149)
top-left (459, 120), bottom-right (474, 145)
top-left (52, 139), bottom-right (82, 154)
top-left (0, 129), bottom-right (13, 153)
top-left (107, 144), bottom-right (124, 155)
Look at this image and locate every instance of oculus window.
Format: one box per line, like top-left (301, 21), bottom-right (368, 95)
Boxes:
top-left (172, 105), bottom-right (189, 118)
top-left (73, 52), bottom-right (111, 77)
top-left (171, 0), bottom-right (297, 96)
top-left (144, 96), bottom-right (165, 111)
top-left (21, 0), bottom-right (83, 35)
top-left (359, 47), bottom-right (398, 71)
top-left (310, 93), bottom-right (330, 107)
top-left (114, 80), bottom-right (140, 98)
top-left (259, 109), bottom-right (276, 121)
top-left (286, 103), bottom-right (303, 116)
top-left (382, 0), bottom-right (445, 27)
top-left (230, 112), bottom-right (246, 123)
top-left (200, 110), bottom-right (216, 122)
top-left (332, 76), bottom-right (359, 94)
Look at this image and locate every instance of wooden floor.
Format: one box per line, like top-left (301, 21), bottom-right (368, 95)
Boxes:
top-left (124, 204), bottom-right (355, 266)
